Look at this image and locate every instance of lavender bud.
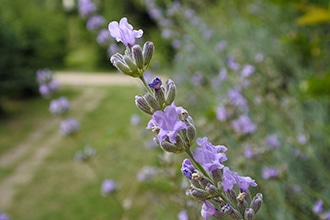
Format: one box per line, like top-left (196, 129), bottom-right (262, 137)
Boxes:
top-left (132, 45), bottom-right (144, 69)
top-left (205, 184), bottom-right (222, 197)
top-left (244, 208), bottom-right (255, 220)
top-left (165, 79), bottom-right (176, 105)
top-left (250, 193), bottom-right (263, 214)
top-left (123, 55), bottom-right (139, 76)
top-left (184, 123), bottom-right (196, 142)
top-left (237, 192), bottom-right (249, 215)
top-left (143, 41), bottom-right (154, 66)
top-left (211, 169), bottom-right (223, 184)
top-left (221, 204), bottom-right (242, 220)
top-left (144, 93), bottom-right (161, 111)
top-left (189, 188), bottom-right (210, 200)
top-left (160, 140), bottom-right (184, 153)
top-left (111, 57), bottom-right (131, 76)
top-left (155, 87), bottom-right (165, 107)
top-left (225, 190), bottom-right (238, 207)
top-left (135, 95), bottom-right (153, 115)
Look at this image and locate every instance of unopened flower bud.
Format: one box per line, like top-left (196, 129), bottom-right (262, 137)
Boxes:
top-left (221, 204), bottom-right (242, 220)
top-left (111, 56), bottom-right (131, 76)
top-left (184, 123), bottom-right (196, 142)
top-left (132, 45), bottom-right (144, 69)
top-left (144, 93), bottom-right (161, 111)
top-left (237, 192), bottom-right (249, 215)
top-left (250, 193), bottom-right (263, 214)
top-left (160, 139), bottom-right (184, 153)
top-left (225, 190), bottom-right (238, 206)
top-left (143, 41), bottom-right (154, 66)
top-left (244, 208), bottom-right (255, 220)
top-left (165, 79), bottom-right (176, 105)
top-left (153, 137), bottom-right (160, 146)
top-left (135, 95), bottom-right (153, 114)
top-left (189, 188), bottom-right (210, 200)
top-left (211, 169), bottom-right (223, 184)
top-left (205, 184), bottom-right (222, 197)
top-left (123, 55), bottom-right (139, 77)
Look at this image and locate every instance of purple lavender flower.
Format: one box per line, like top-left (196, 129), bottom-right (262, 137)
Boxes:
top-left (297, 134), bottom-right (307, 145)
top-left (97, 29), bottom-right (112, 45)
top-left (0, 213), bottom-right (9, 220)
top-left (101, 179), bottom-right (117, 196)
top-left (148, 77), bottom-right (162, 89)
top-left (244, 144), bottom-right (255, 159)
top-left (201, 201), bottom-right (217, 220)
top-left (77, 0), bottom-right (96, 18)
top-left (86, 15), bottom-right (105, 31)
top-left (266, 134), bottom-right (280, 148)
top-left (177, 209), bottom-right (189, 220)
top-left (241, 64), bottom-right (255, 78)
top-left (38, 81), bottom-right (59, 97)
top-left (181, 158), bottom-right (195, 179)
top-left (262, 166), bottom-right (278, 179)
top-left (36, 68), bottom-right (53, 84)
top-left (108, 17), bottom-right (143, 47)
top-left (231, 115), bottom-right (256, 135)
top-left (222, 166), bottom-right (237, 191)
top-left (60, 118), bottom-right (79, 135)
top-left (313, 199), bottom-right (324, 214)
top-left (193, 137), bottom-right (227, 173)
top-left (226, 57), bottom-right (240, 71)
top-left (146, 104), bottom-right (186, 143)
top-left (228, 89), bottom-right (247, 107)
top-left (216, 104), bottom-right (228, 121)
top-left (222, 167), bottom-right (257, 192)
top-left (49, 97), bottom-right (70, 115)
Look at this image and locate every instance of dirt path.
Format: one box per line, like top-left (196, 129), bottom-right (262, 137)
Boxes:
top-left (0, 72), bottom-right (130, 210)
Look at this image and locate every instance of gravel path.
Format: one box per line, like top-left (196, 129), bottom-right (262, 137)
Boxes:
top-left (0, 71), bottom-right (131, 210)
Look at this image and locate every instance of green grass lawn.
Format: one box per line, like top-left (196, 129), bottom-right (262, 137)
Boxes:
top-left (1, 86), bottom-right (193, 220)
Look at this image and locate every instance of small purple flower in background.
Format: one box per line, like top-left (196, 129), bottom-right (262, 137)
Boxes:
top-left (244, 144), bottom-right (255, 159)
top-left (130, 113), bottom-right (141, 126)
top-left (36, 68), bottom-right (53, 84)
top-left (86, 15), bottom-right (105, 31)
top-left (228, 88), bottom-right (247, 107)
top-left (177, 209), bottom-right (189, 220)
top-left (313, 199), bottom-right (323, 214)
top-left (60, 118), bottom-right (79, 135)
top-left (216, 104), bottom-right (228, 121)
top-left (136, 166), bottom-right (158, 182)
top-left (49, 97), bottom-right (70, 115)
top-left (241, 64), bottom-right (255, 78)
top-left (262, 166), bottom-right (278, 179)
top-left (181, 159), bottom-right (195, 179)
top-left (231, 115), bottom-right (257, 135)
top-left (77, 0), bottom-right (96, 18)
top-left (146, 104), bottom-right (186, 143)
top-left (201, 201), bottom-right (217, 220)
top-left (226, 57), bottom-right (240, 71)
top-left (266, 134), bottom-right (280, 149)
top-left (215, 40), bottom-right (227, 52)
top-left (193, 137), bottom-right (227, 173)
top-left (297, 134), bottom-right (307, 145)
top-left (0, 213), bottom-right (9, 220)
top-left (101, 179), bottom-right (117, 196)
top-left (97, 29), bottom-right (112, 45)
top-left (108, 17), bottom-right (143, 47)
top-left (38, 81), bottom-right (59, 97)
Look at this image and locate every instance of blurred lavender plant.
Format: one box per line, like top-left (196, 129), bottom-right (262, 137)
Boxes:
top-left (107, 16), bottom-right (263, 220)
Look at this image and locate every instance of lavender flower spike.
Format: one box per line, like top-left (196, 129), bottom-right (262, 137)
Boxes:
top-left (108, 17), bottom-right (143, 47)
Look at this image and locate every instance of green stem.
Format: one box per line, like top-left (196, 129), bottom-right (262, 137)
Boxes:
top-left (139, 75), bottom-right (153, 94)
